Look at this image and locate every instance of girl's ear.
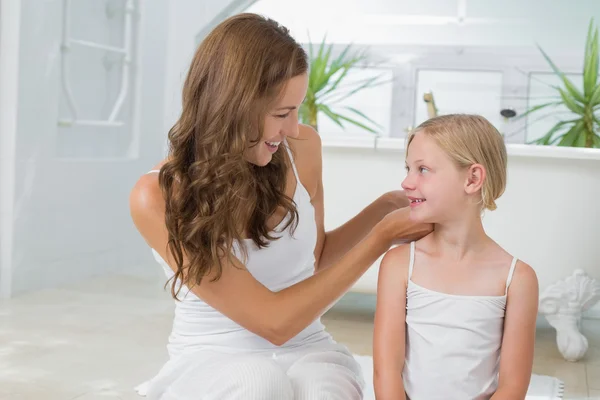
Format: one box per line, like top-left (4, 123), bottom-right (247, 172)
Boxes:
top-left (464, 164), bottom-right (485, 194)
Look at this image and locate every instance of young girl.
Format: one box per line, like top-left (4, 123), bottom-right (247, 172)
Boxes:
top-left (373, 114), bottom-right (539, 400)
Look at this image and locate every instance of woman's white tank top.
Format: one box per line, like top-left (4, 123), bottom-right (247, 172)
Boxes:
top-left (403, 241), bottom-right (517, 400)
top-left (147, 144), bottom-right (331, 358)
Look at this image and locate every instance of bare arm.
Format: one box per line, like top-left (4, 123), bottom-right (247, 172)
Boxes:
top-left (491, 262), bottom-right (539, 399)
top-left (316, 190), bottom-right (409, 271)
top-left (130, 173), bottom-right (424, 348)
top-left (373, 245), bottom-right (410, 400)
top-left (300, 126), bottom-right (420, 271)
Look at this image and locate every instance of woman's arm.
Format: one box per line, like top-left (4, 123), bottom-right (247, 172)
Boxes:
top-left (491, 262), bottom-right (539, 399)
top-left (316, 190), bottom-right (409, 271)
top-left (292, 126), bottom-right (420, 271)
top-left (130, 177), bottom-right (423, 346)
top-left (373, 245), bottom-right (410, 400)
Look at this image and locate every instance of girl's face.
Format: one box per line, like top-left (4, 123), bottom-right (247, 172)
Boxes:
top-left (401, 132), bottom-right (485, 224)
top-left (244, 73), bottom-right (308, 166)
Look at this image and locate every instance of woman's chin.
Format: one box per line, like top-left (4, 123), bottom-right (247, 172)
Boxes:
top-left (246, 153), bottom-right (273, 167)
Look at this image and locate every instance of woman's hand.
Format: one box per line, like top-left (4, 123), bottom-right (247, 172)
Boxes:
top-left (380, 190), bottom-right (411, 211)
top-left (375, 206), bottom-right (433, 246)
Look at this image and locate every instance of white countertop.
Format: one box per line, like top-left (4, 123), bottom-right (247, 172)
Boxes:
top-left (321, 136), bottom-right (600, 161)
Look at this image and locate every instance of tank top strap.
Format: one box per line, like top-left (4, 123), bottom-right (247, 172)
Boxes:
top-left (505, 257), bottom-right (518, 296)
top-left (283, 140), bottom-right (301, 183)
top-left (408, 241), bottom-right (416, 280)
top-left (146, 169), bottom-right (160, 174)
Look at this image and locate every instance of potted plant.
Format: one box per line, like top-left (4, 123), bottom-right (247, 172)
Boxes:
top-left (299, 37), bottom-right (387, 134)
top-left (521, 18), bottom-right (600, 148)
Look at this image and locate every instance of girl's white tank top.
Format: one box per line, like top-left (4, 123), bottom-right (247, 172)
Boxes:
top-left (403, 241), bottom-right (517, 399)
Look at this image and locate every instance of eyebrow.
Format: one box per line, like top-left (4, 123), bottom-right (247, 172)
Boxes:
top-left (275, 106), bottom-right (297, 111)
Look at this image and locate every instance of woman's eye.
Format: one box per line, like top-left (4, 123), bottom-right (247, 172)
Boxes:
top-left (275, 113), bottom-right (289, 119)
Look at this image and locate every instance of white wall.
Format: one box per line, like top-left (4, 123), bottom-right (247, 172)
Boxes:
top-left (248, 0), bottom-right (600, 53)
top-left (163, 0), bottom-right (254, 139)
top-left (0, 0), bottom-right (22, 298)
top-left (321, 140), bottom-right (600, 313)
top-left (3, 0), bottom-right (170, 296)
top-left (1, 0), bottom-right (257, 297)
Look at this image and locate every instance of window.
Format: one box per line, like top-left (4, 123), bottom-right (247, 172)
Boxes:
top-left (317, 67), bottom-right (394, 137)
top-left (414, 70), bottom-right (504, 130)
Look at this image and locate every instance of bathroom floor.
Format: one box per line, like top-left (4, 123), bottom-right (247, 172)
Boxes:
top-left (1, 272), bottom-right (599, 400)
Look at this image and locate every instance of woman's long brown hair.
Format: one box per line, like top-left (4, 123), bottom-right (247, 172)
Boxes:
top-left (158, 14), bottom-right (308, 299)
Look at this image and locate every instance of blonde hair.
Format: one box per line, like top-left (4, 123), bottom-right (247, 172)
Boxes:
top-left (406, 114), bottom-right (507, 211)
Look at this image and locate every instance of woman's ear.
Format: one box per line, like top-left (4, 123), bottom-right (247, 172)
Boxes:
top-left (464, 164), bottom-right (486, 194)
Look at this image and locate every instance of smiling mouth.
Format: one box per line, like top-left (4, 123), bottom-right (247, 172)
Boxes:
top-left (409, 197), bottom-right (426, 207)
top-left (265, 140), bottom-right (281, 153)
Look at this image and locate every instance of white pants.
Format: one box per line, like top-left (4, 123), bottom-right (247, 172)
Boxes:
top-left (145, 342), bottom-right (364, 400)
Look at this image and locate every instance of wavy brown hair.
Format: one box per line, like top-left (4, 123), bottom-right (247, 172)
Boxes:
top-left (158, 13), bottom-right (308, 299)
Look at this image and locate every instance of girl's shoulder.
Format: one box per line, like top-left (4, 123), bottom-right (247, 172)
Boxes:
top-left (378, 243), bottom-right (413, 287)
top-left (486, 239), bottom-right (537, 295)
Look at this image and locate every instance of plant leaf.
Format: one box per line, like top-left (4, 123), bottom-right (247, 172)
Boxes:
top-left (298, 103), bottom-right (309, 125)
top-left (317, 104), bottom-right (345, 130)
top-left (309, 37), bottom-right (331, 94)
top-left (537, 42), bottom-right (587, 103)
top-left (302, 37), bottom-right (384, 136)
top-left (593, 133), bottom-right (600, 148)
top-left (574, 128), bottom-right (588, 147)
top-left (527, 119), bottom-right (576, 145)
top-left (557, 119), bottom-right (585, 146)
top-left (514, 101), bottom-right (563, 121)
top-left (559, 88), bottom-right (586, 115)
top-left (320, 74), bottom-right (391, 103)
top-left (584, 20), bottom-right (599, 97)
top-left (326, 74), bottom-right (389, 104)
top-left (334, 113), bottom-right (379, 134)
top-left (344, 106), bottom-right (383, 129)
top-left (317, 54), bottom-right (365, 98)
top-left (590, 84), bottom-right (600, 106)
top-left (563, 77), bottom-right (587, 104)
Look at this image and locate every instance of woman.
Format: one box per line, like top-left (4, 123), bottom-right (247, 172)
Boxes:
top-left (129, 13), bottom-right (431, 400)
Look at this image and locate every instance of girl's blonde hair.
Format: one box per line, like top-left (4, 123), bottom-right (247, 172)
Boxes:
top-left (406, 114), bottom-right (507, 211)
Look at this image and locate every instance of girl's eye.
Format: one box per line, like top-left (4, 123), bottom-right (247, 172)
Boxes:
top-left (275, 113), bottom-right (289, 119)
top-left (419, 167), bottom-right (429, 173)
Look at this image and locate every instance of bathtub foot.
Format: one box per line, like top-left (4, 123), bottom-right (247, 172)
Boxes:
top-left (539, 269), bottom-right (600, 362)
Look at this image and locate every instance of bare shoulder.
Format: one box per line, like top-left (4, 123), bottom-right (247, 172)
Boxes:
top-left (130, 173), bottom-right (163, 214)
top-left (295, 123), bottom-right (322, 148)
top-left (288, 124), bottom-right (322, 161)
top-left (510, 259), bottom-right (539, 295)
top-left (287, 124), bottom-right (322, 197)
top-left (129, 168), bottom-right (167, 242)
top-left (379, 243), bottom-right (412, 284)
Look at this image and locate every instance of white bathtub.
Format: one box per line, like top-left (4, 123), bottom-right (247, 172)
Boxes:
top-left (321, 136), bottom-right (600, 362)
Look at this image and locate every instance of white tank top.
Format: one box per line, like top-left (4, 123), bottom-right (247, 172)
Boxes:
top-left (146, 144), bottom-right (331, 358)
top-left (403, 241), bottom-right (517, 400)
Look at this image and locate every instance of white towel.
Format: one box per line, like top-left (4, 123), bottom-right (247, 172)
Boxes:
top-left (352, 355), bottom-right (564, 400)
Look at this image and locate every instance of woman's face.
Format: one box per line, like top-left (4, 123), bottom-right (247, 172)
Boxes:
top-left (244, 73), bottom-right (308, 166)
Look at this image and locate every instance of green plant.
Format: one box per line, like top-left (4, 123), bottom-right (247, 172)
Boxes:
top-left (523, 18), bottom-right (600, 148)
top-left (299, 37), bottom-right (387, 134)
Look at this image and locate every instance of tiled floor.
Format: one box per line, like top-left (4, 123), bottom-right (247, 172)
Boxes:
top-left (0, 273), bottom-right (599, 400)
